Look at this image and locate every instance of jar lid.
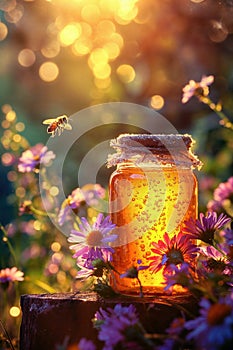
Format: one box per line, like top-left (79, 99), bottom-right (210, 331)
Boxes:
top-left (107, 133), bottom-right (202, 169)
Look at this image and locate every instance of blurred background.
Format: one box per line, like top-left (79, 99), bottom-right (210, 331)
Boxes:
top-left (0, 1), bottom-right (233, 344)
top-left (0, 0), bottom-right (233, 124)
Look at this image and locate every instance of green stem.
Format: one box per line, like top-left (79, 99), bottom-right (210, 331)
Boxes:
top-left (30, 205), bottom-right (56, 218)
top-left (137, 277), bottom-right (144, 298)
top-left (0, 224), bottom-right (17, 266)
top-left (32, 279), bottom-right (57, 293)
top-left (199, 96), bottom-right (233, 131)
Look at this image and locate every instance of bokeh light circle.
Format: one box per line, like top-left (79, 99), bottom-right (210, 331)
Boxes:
top-left (0, 22), bottom-right (8, 41)
top-left (18, 49), bottom-right (36, 67)
top-left (39, 61), bottom-right (59, 82)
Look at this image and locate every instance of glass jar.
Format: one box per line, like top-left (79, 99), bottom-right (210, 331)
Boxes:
top-left (107, 134), bottom-right (202, 296)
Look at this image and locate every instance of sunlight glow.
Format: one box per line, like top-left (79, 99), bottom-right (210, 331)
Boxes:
top-left (18, 49), bottom-right (36, 67)
top-left (9, 306), bottom-right (21, 318)
top-left (7, 171), bottom-right (17, 182)
top-left (39, 62), bottom-right (59, 82)
top-left (72, 38), bottom-right (92, 55)
top-left (5, 4), bottom-right (24, 23)
top-left (15, 122), bottom-right (25, 132)
top-left (6, 110), bottom-right (16, 122)
top-left (0, 0), bottom-right (17, 12)
top-left (0, 22), bottom-right (8, 41)
top-left (93, 63), bottom-right (111, 79)
top-left (15, 187), bottom-right (26, 198)
top-left (115, 0), bottom-right (138, 25)
top-left (33, 220), bottom-right (42, 231)
top-left (1, 152), bottom-right (14, 166)
top-left (150, 95), bottom-right (164, 110)
top-left (89, 48), bottom-right (109, 68)
top-left (104, 42), bottom-right (120, 60)
top-left (81, 4), bottom-right (101, 23)
top-left (94, 77), bottom-right (111, 89)
top-left (49, 186), bottom-right (59, 196)
top-left (57, 271), bottom-right (67, 284)
top-left (51, 242), bottom-right (61, 252)
top-left (117, 64), bottom-right (135, 83)
top-left (41, 41), bottom-right (60, 58)
top-left (59, 23), bottom-right (82, 46)
top-left (13, 134), bottom-right (22, 143)
top-left (0, 0), bottom-right (140, 84)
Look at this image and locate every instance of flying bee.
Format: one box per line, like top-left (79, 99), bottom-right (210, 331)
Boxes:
top-left (42, 115), bottom-right (72, 137)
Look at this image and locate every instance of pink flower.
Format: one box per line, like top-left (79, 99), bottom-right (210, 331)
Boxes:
top-left (147, 232), bottom-right (198, 274)
top-left (198, 244), bottom-right (231, 275)
top-left (182, 75), bottom-right (214, 103)
top-left (207, 200), bottom-right (223, 212)
top-left (18, 143), bottom-right (55, 173)
top-left (67, 188), bottom-right (86, 208)
top-left (214, 177), bottom-right (233, 201)
top-left (207, 177), bottom-right (233, 214)
top-left (0, 267), bottom-right (24, 284)
top-left (58, 184), bottom-right (106, 225)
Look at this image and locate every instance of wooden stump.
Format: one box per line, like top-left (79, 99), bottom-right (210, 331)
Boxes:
top-left (20, 292), bottom-right (198, 350)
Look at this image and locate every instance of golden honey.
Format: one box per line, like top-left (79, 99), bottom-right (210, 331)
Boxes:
top-left (108, 134), bottom-right (201, 296)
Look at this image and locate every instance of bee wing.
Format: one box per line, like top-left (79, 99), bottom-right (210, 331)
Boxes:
top-left (64, 123), bottom-right (72, 130)
top-left (42, 119), bottom-right (55, 125)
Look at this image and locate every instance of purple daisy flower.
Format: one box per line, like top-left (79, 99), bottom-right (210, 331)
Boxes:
top-left (147, 232), bottom-right (198, 275)
top-left (58, 184), bottom-right (106, 226)
top-left (184, 211), bottom-right (231, 244)
top-left (68, 213), bottom-right (117, 271)
top-left (185, 295), bottom-right (233, 349)
top-left (78, 338), bottom-right (96, 350)
top-left (18, 143), bottom-right (55, 173)
top-left (223, 227), bottom-right (233, 246)
top-left (58, 188), bottom-right (85, 225)
top-left (213, 176), bottom-right (233, 203)
top-left (94, 304), bottom-right (140, 349)
top-left (208, 177), bottom-right (233, 215)
top-left (207, 199), bottom-right (223, 212)
top-left (81, 183), bottom-right (106, 207)
top-left (182, 75), bottom-right (214, 103)
top-left (163, 263), bottom-right (193, 293)
top-left (199, 244), bottom-right (228, 260)
top-left (199, 244), bottom-right (231, 275)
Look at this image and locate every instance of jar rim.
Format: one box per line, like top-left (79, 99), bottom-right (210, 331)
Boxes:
top-left (110, 133), bottom-right (193, 150)
top-left (107, 133), bottom-right (203, 170)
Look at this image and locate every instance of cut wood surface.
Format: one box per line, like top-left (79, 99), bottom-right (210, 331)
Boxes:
top-left (20, 292), bottom-right (197, 350)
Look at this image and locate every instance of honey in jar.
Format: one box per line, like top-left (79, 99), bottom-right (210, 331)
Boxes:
top-left (107, 134), bottom-right (202, 296)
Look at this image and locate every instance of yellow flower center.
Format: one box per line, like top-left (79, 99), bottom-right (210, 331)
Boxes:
top-left (207, 303), bottom-right (232, 326)
top-left (86, 230), bottom-right (103, 247)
